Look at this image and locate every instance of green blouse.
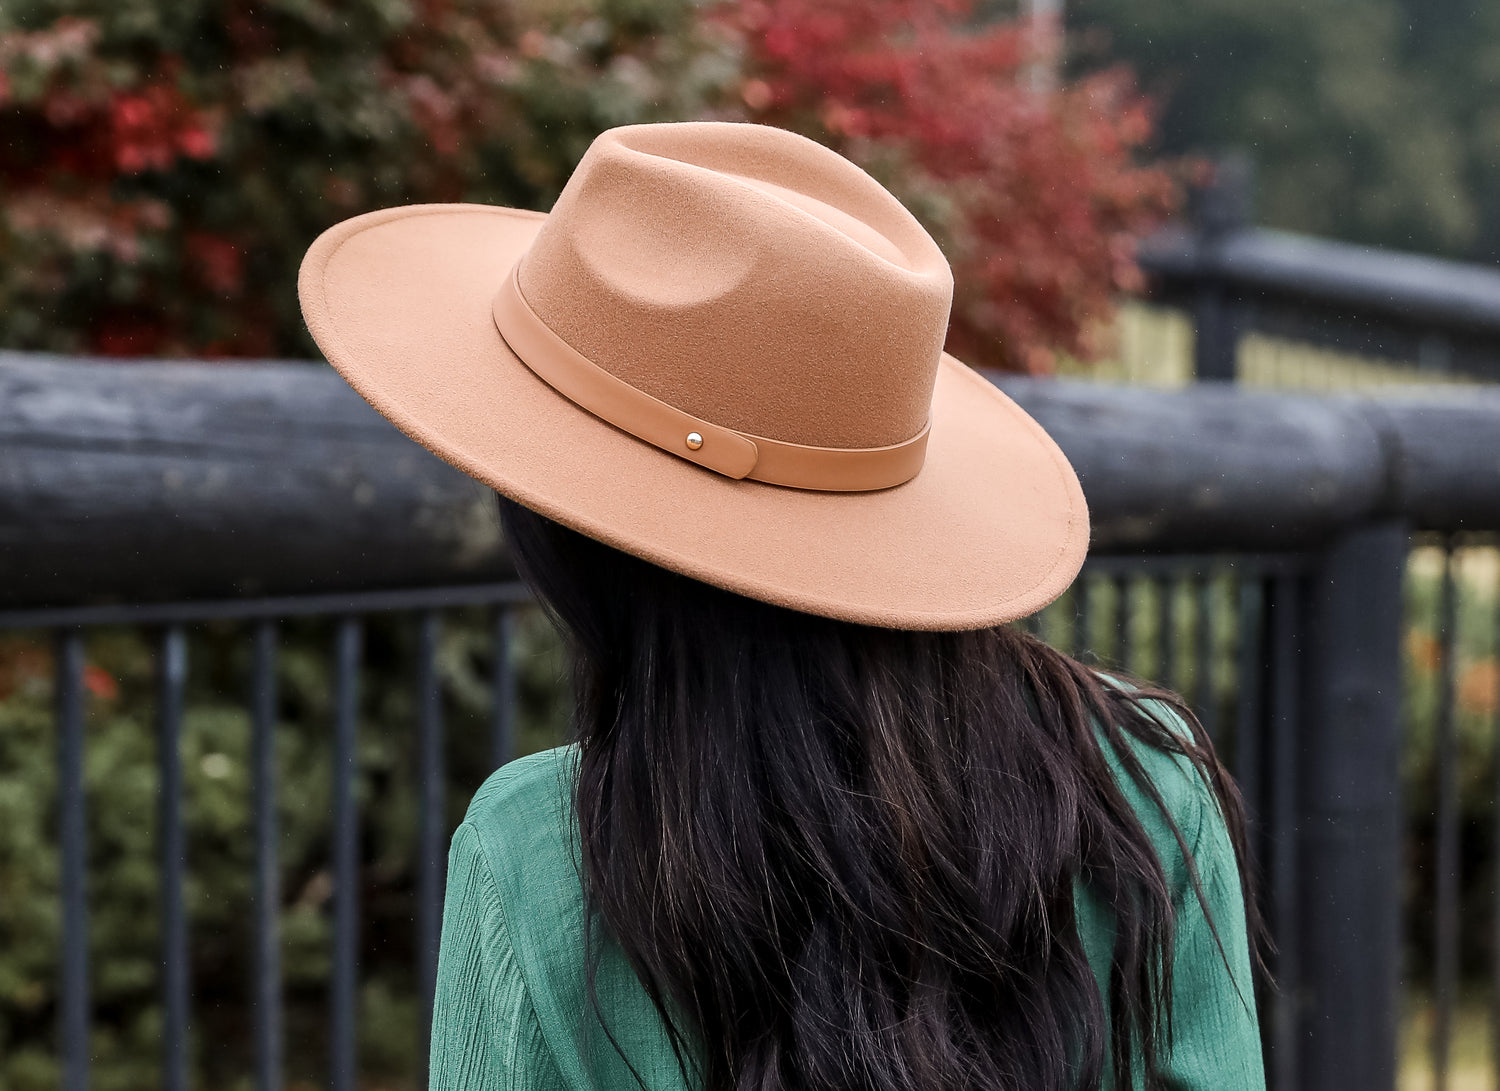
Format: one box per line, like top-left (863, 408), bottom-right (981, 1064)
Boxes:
top-left (430, 718), bottom-right (1265, 1090)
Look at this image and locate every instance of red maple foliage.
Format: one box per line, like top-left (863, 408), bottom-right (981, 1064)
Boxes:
top-left (724, 0), bottom-right (1190, 372)
top-left (109, 84), bottom-right (218, 173)
top-left (0, 0), bottom-right (1185, 372)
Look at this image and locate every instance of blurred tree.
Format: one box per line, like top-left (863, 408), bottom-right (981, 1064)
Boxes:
top-left (729, 0), bottom-right (1185, 372)
top-left (0, 0), bottom-right (1181, 372)
top-left (1069, 0), bottom-right (1500, 262)
top-left (0, 0), bottom-right (741, 358)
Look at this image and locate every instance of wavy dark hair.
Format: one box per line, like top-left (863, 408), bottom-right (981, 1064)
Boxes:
top-left (498, 495), bottom-right (1265, 1091)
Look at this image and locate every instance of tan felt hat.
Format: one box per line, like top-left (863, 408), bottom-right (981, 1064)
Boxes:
top-left (299, 121), bottom-right (1089, 630)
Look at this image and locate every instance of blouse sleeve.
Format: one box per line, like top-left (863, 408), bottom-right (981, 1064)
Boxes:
top-left (429, 823), bottom-right (569, 1091)
top-left (1161, 784), bottom-right (1266, 1090)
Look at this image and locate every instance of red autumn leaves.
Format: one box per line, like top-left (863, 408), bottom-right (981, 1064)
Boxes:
top-left (0, 0), bottom-right (1183, 371)
top-left (727, 0), bottom-right (1185, 372)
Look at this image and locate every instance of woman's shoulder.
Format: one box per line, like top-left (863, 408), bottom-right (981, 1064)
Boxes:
top-left (1091, 671), bottom-right (1228, 889)
top-left (466, 744), bottom-right (580, 829)
top-left (451, 747), bottom-right (691, 1087)
top-left (458, 745), bottom-right (586, 919)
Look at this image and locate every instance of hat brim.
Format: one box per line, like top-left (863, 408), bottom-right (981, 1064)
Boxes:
top-left (299, 204), bottom-right (1088, 630)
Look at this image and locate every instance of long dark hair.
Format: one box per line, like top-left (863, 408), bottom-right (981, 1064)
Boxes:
top-left (498, 495), bottom-right (1265, 1091)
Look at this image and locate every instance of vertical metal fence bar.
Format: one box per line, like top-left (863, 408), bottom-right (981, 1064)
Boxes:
top-left (417, 611), bottom-right (446, 1081)
top-left (1493, 558), bottom-right (1500, 1091)
top-left (492, 607), bottom-right (518, 770)
top-left (1235, 570), bottom-right (1272, 1076)
top-left (1194, 577), bottom-right (1219, 743)
top-left (1156, 575), bottom-right (1175, 690)
top-left (1493, 555), bottom-right (1500, 1091)
top-left (331, 618), bottom-right (362, 1091)
top-left (1234, 576), bottom-right (1265, 830)
top-left (1074, 577), bottom-right (1093, 661)
top-left (157, 624), bottom-right (190, 1091)
top-left (251, 621), bottom-right (282, 1091)
top-left (1114, 574), bottom-right (1132, 670)
top-left (55, 629), bottom-right (89, 1091)
top-left (1432, 544), bottom-right (1460, 1091)
top-left (1267, 575), bottom-right (1302, 1091)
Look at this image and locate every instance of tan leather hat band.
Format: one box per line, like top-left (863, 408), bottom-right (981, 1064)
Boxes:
top-left (492, 266), bottom-right (929, 492)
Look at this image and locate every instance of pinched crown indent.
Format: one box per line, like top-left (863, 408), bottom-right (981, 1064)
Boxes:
top-left (514, 123), bottom-right (954, 452)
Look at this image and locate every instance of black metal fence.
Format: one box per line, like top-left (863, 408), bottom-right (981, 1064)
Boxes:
top-left (4, 353), bottom-right (1500, 1090)
top-left (13, 586), bottom-right (530, 1091)
top-left (1138, 154), bottom-right (1500, 385)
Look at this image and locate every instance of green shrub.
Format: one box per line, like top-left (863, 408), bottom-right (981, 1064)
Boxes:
top-left (0, 608), bottom-right (571, 1089)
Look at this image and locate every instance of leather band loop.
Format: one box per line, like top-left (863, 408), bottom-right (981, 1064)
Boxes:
top-left (492, 267), bottom-right (929, 491)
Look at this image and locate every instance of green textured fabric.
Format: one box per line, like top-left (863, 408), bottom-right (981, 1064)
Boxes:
top-left (430, 714), bottom-right (1265, 1090)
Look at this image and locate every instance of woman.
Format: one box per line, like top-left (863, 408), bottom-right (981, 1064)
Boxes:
top-left (300, 121), bottom-right (1265, 1090)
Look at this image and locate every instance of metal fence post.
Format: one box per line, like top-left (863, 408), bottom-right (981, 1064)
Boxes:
top-left (1190, 152), bottom-right (1253, 382)
top-left (1295, 522), bottom-right (1407, 1090)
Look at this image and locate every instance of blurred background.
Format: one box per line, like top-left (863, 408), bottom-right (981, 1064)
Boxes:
top-left (2, 0), bottom-right (1499, 1089)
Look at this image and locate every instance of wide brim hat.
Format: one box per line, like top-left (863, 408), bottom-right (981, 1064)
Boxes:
top-left (299, 122), bottom-right (1088, 630)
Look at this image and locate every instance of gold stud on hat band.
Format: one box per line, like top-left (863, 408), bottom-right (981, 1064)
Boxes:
top-left (492, 266), bottom-right (930, 492)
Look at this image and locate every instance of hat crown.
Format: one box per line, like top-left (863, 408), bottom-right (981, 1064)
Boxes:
top-left (516, 123), bottom-right (954, 450)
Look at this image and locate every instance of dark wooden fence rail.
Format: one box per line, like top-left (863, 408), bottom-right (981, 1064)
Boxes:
top-left (0, 351), bottom-right (508, 609)
top-left (5, 351), bottom-right (1500, 1089)
top-left (7, 351), bottom-right (1497, 607)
